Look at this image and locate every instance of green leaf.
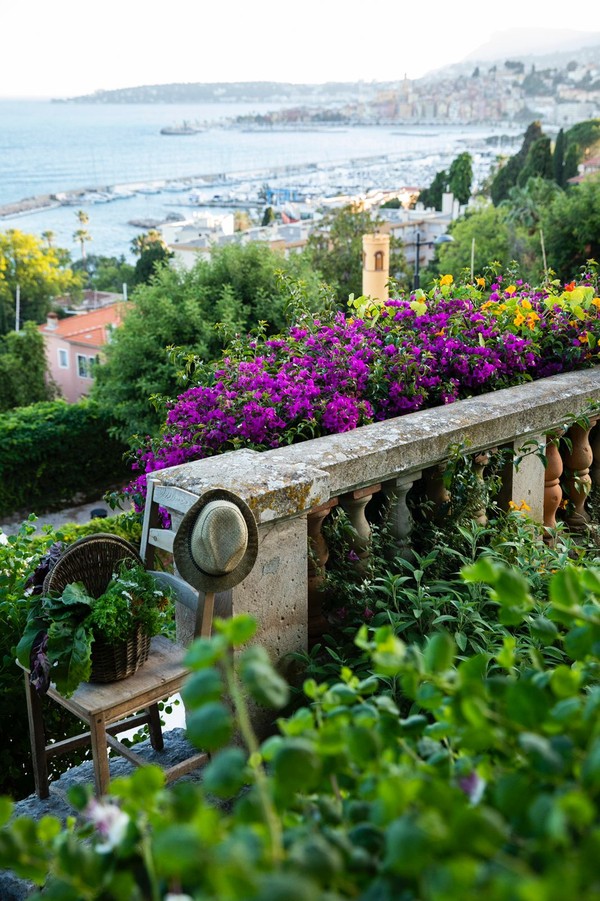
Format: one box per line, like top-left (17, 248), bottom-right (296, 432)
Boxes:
top-left (550, 665), bottom-right (581, 698)
top-left (549, 568), bottom-right (583, 609)
top-left (424, 632), bottom-right (455, 673)
top-left (215, 614), bottom-right (257, 647)
top-left (202, 748), bottom-right (247, 798)
top-left (186, 702), bottom-right (233, 751)
top-left (181, 667), bottom-right (224, 710)
top-left (0, 797), bottom-right (13, 827)
top-left (239, 646), bottom-right (290, 709)
top-left (184, 635), bottom-right (227, 669)
top-left (272, 739), bottom-right (322, 801)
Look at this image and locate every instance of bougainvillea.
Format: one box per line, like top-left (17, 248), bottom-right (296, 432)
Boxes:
top-left (128, 271), bottom-right (600, 506)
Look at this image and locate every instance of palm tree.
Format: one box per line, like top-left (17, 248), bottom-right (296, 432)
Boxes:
top-left (41, 230), bottom-right (55, 248)
top-left (73, 210), bottom-right (92, 262)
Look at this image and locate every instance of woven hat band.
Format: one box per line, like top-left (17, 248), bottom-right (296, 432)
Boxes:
top-left (190, 500), bottom-right (248, 576)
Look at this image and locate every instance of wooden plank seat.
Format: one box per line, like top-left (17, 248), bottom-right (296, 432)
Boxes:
top-left (20, 534), bottom-right (209, 798)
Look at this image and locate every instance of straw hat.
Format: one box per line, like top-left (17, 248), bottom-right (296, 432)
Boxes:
top-left (173, 489), bottom-right (258, 592)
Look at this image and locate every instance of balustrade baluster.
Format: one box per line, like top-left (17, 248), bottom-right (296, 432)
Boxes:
top-left (542, 433), bottom-right (563, 537)
top-left (589, 421), bottom-right (600, 488)
top-left (384, 473), bottom-right (421, 560)
top-left (472, 450), bottom-right (492, 526)
top-left (338, 485), bottom-right (381, 567)
top-left (424, 463), bottom-right (451, 522)
top-left (562, 422), bottom-right (593, 528)
top-left (306, 499), bottom-right (338, 641)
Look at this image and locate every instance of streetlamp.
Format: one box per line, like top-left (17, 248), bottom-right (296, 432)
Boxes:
top-left (413, 232), bottom-right (454, 290)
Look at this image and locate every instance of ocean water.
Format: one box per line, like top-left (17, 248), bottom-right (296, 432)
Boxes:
top-left (0, 100), bottom-right (516, 259)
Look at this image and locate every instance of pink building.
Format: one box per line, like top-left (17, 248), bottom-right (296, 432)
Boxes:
top-left (39, 304), bottom-right (124, 403)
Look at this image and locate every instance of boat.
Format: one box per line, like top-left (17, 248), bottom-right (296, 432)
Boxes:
top-left (160, 121), bottom-right (205, 136)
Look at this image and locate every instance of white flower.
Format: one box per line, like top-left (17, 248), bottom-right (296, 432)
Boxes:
top-left (84, 798), bottom-right (130, 852)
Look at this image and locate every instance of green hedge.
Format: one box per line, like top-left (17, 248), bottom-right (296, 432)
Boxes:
top-left (0, 399), bottom-right (129, 517)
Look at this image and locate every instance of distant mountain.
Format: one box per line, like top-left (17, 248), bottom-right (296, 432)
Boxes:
top-left (62, 81), bottom-right (391, 105)
top-left (423, 28), bottom-right (600, 81)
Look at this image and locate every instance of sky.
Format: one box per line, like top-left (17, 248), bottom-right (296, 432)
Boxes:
top-left (3, 0), bottom-right (600, 99)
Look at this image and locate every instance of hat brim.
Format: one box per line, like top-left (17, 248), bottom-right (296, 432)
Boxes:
top-left (173, 488), bottom-right (259, 593)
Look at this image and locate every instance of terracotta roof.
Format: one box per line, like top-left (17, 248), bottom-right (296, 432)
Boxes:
top-left (40, 303), bottom-right (125, 348)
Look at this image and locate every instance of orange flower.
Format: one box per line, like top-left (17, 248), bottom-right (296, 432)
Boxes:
top-left (476, 277), bottom-right (486, 287)
top-left (564, 281), bottom-right (576, 292)
top-left (508, 500), bottom-right (531, 512)
top-left (521, 299), bottom-right (532, 310)
top-left (578, 332), bottom-right (590, 345)
top-left (506, 285), bottom-right (517, 295)
top-left (514, 312), bottom-right (525, 327)
top-left (439, 274), bottom-right (453, 286)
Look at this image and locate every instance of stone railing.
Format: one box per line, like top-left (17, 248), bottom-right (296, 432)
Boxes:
top-left (140, 367), bottom-right (600, 665)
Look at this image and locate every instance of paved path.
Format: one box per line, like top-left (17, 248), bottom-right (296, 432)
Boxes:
top-left (0, 498), bottom-right (129, 537)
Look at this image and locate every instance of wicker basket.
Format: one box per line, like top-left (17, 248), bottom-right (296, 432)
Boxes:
top-left (43, 533), bottom-right (151, 684)
top-left (90, 625), bottom-right (151, 683)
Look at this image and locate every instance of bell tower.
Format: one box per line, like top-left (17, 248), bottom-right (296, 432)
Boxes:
top-left (362, 233), bottom-right (390, 302)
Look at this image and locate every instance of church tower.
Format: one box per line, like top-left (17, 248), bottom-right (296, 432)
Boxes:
top-left (362, 233), bottom-right (390, 302)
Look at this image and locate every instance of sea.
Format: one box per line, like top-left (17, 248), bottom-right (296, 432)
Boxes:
top-left (0, 99), bottom-right (520, 261)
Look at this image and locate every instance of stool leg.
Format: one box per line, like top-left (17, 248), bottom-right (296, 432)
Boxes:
top-left (23, 673), bottom-right (49, 799)
top-left (147, 703), bottom-right (164, 751)
top-left (89, 713), bottom-right (111, 796)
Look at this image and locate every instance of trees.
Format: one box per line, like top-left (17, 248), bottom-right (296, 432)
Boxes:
top-left (553, 128), bottom-right (566, 187)
top-left (490, 121), bottom-right (544, 204)
top-left (73, 210), bottom-right (92, 263)
top-left (305, 204), bottom-right (406, 300)
top-left (434, 203), bottom-right (514, 280)
top-left (92, 242), bottom-right (325, 441)
top-left (448, 152), bottom-right (473, 205)
top-left (418, 170), bottom-right (448, 211)
top-left (539, 176), bottom-right (600, 280)
top-left (517, 136), bottom-right (554, 185)
top-left (72, 254), bottom-right (134, 293)
top-left (0, 229), bottom-right (81, 336)
top-left (0, 323), bottom-right (55, 412)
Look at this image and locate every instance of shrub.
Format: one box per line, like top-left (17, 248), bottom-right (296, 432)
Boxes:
top-left (129, 272), bottom-right (600, 507)
top-left (2, 560), bottom-right (600, 899)
top-left (0, 513), bottom-right (142, 799)
top-left (0, 398), bottom-right (129, 517)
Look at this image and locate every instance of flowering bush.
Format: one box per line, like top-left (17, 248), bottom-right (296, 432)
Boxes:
top-left (128, 269), bottom-right (600, 506)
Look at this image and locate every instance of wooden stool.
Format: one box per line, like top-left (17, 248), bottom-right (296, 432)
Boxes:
top-left (21, 534), bottom-right (211, 798)
top-left (21, 635), bottom-right (207, 797)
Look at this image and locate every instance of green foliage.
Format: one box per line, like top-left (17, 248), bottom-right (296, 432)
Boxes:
top-left (434, 203), bottom-right (513, 280)
top-left (447, 152), bottom-right (473, 205)
top-left (517, 135), bottom-right (554, 185)
top-left (0, 399), bottom-right (129, 517)
top-left (305, 203), bottom-right (406, 300)
top-left (92, 243), bottom-right (325, 441)
top-left (4, 561), bottom-right (600, 898)
top-left (564, 118), bottom-right (600, 156)
top-left (418, 169), bottom-right (448, 211)
top-left (490, 121), bottom-right (544, 204)
top-left (0, 322), bottom-right (55, 412)
top-left (539, 176), bottom-right (600, 280)
top-left (132, 242), bottom-right (174, 286)
top-left (0, 229), bottom-right (81, 336)
top-left (17, 559), bottom-right (174, 696)
top-left (553, 127), bottom-right (566, 187)
top-left (72, 254), bottom-right (134, 293)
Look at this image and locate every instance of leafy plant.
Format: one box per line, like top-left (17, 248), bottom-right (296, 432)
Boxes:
top-left (3, 559), bottom-right (600, 899)
top-left (16, 559), bottom-right (173, 697)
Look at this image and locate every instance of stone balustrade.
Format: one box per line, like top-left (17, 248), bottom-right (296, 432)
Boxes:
top-left (141, 367), bottom-right (600, 665)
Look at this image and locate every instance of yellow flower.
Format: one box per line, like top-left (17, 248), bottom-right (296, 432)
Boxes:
top-left (526, 312), bottom-right (540, 330)
top-left (521, 299), bottom-right (532, 310)
top-left (476, 277), bottom-right (486, 287)
top-left (514, 312), bottom-right (525, 327)
top-left (439, 274), bottom-right (453, 286)
top-left (508, 500), bottom-right (531, 512)
top-left (592, 297), bottom-right (600, 309)
top-left (578, 332), bottom-right (590, 345)
top-left (506, 285), bottom-right (517, 295)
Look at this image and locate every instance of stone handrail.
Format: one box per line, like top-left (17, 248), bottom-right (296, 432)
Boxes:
top-left (141, 367), bottom-right (600, 663)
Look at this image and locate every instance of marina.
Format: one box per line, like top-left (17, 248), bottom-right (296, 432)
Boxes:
top-left (0, 99), bottom-right (521, 260)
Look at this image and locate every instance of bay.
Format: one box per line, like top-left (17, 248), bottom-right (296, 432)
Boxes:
top-left (0, 100), bottom-right (517, 260)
